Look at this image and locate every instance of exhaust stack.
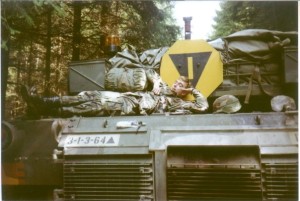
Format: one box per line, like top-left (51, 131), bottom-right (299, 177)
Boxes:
top-left (183, 17), bottom-right (192, 40)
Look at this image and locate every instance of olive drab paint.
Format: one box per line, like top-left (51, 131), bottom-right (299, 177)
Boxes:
top-left (160, 39), bottom-right (223, 100)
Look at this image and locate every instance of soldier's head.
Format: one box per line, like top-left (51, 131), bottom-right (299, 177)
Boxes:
top-left (171, 76), bottom-right (192, 97)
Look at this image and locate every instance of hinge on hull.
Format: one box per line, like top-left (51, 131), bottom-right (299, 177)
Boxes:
top-left (53, 189), bottom-right (64, 201)
top-left (285, 111), bottom-right (298, 126)
top-left (53, 149), bottom-right (64, 163)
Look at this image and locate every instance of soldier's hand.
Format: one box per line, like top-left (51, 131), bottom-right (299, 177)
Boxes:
top-left (152, 81), bottom-right (161, 95)
top-left (181, 87), bottom-right (194, 94)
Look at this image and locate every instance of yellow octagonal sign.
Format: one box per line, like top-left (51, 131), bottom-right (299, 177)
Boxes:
top-left (160, 39), bottom-right (223, 100)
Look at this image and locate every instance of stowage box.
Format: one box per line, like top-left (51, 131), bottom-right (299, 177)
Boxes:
top-left (68, 59), bottom-right (107, 94)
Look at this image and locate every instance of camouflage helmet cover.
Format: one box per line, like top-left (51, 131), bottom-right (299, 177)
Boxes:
top-left (271, 95), bottom-right (296, 112)
top-left (213, 95), bottom-right (242, 114)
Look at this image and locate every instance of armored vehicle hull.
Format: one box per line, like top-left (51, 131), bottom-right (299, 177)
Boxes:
top-left (2, 111), bottom-right (298, 200)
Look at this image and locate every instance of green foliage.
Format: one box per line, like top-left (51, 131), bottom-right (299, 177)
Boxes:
top-left (1, 1), bottom-right (67, 39)
top-left (2, 0), bottom-right (180, 119)
top-left (211, 1), bottom-right (298, 39)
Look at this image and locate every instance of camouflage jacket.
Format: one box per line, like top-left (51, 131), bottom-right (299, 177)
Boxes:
top-left (60, 69), bottom-right (208, 116)
top-left (61, 87), bottom-right (208, 117)
top-left (135, 87), bottom-right (208, 115)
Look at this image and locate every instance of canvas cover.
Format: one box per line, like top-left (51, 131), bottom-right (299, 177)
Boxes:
top-left (209, 29), bottom-right (297, 64)
top-left (209, 29), bottom-right (298, 101)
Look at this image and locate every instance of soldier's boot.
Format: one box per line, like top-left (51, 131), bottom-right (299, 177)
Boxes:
top-left (40, 96), bottom-right (62, 107)
top-left (20, 85), bottom-right (62, 117)
top-left (39, 97), bottom-right (63, 117)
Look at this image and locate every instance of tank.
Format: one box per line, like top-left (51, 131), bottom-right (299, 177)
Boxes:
top-left (2, 36), bottom-right (298, 201)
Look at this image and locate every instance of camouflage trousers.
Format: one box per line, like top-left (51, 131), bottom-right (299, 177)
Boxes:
top-left (57, 91), bottom-right (195, 117)
top-left (60, 91), bottom-right (140, 116)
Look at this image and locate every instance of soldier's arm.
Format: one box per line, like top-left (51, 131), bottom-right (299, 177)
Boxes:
top-left (145, 69), bottom-right (163, 95)
top-left (190, 88), bottom-right (209, 112)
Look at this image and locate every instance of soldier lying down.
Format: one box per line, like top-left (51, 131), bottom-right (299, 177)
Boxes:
top-left (21, 70), bottom-right (208, 118)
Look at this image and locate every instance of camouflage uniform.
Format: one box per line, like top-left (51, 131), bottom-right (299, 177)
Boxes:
top-left (58, 70), bottom-right (208, 116)
top-left (60, 91), bottom-right (138, 116)
top-left (59, 88), bottom-right (208, 117)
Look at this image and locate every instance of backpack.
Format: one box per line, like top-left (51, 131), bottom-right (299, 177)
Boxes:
top-left (104, 45), bottom-right (168, 92)
top-left (105, 67), bottom-right (148, 92)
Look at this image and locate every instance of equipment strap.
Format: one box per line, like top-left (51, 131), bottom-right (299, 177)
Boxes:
top-left (244, 66), bottom-right (274, 104)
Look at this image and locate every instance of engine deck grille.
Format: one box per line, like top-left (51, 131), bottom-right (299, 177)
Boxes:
top-left (262, 162), bottom-right (298, 200)
top-left (63, 155), bottom-right (154, 201)
top-left (167, 146), bottom-right (262, 201)
top-left (167, 164), bottom-right (262, 201)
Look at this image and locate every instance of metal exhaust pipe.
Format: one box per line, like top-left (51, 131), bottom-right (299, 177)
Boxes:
top-left (183, 17), bottom-right (192, 40)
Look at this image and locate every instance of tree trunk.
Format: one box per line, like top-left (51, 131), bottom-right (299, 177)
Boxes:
top-left (99, 2), bottom-right (110, 55)
top-left (44, 6), bottom-right (52, 96)
top-left (1, 24), bottom-right (10, 120)
top-left (72, 2), bottom-right (82, 61)
top-left (27, 41), bottom-right (33, 87)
